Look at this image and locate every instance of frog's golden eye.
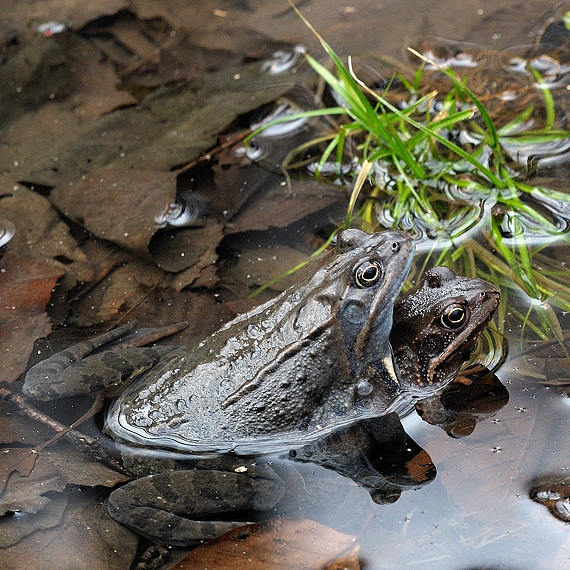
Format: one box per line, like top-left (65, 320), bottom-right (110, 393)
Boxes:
top-left (355, 260), bottom-right (382, 287)
top-left (441, 303), bottom-right (467, 329)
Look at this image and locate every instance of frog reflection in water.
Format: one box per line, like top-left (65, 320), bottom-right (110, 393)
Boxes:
top-left (22, 232), bottom-right (500, 546)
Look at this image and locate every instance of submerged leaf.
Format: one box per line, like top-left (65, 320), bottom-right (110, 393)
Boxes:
top-left (173, 518), bottom-right (360, 569)
top-left (0, 255), bottom-right (64, 383)
top-left (50, 169), bottom-right (177, 257)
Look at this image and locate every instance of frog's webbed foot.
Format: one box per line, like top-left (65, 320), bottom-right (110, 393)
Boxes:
top-left (23, 322), bottom-right (186, 401)
top-left (106, 466), bottom-right (286, 547)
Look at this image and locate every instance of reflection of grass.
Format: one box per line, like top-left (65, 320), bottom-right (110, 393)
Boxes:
top-left (247, 2), bottom-right (570, 339)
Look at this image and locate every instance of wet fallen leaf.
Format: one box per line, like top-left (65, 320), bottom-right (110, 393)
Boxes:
top-left (67, 34), bottom-right (137, 119)
top-left (0, 492), bottom-right (68, 549)
top-left (113, 287), bottom-right (236, 356)
top-left (0, 454), bottom-right (64, 516)
top-left (0, 254), bottom-right (64, 383)
top-left (0, 439), bottom-right (128, 516)
top-left (0, 487), bottom-right (138, 568)
top-left (1, 180), bottom-right (93, 283)
top-left (71, 258), bottom-right (165, 324)
top-left (0, 399), bottom-right (128, 515)
top-left (0, 254), bottom-right (63, 310)
top-left (50, 168), bottom-right (177, 258)
top-left (19, 59), bottom-right (297, 188)
top-left (0, 449), bottom-right (39, 496)
top-left (212, 144), bottom-right (344, 236)
top-left (219, 233), bottom-right (313, 296)
top-left (225, 179), bottom-right (344, 236)
top-left (211, 144), bottom-right (275, 223)
top-left (149, 219), bottom-right (222, 276)
top-left (171, 518), bottom-right (360, 570)
top-left (0, 31), bottom-right (68, 125)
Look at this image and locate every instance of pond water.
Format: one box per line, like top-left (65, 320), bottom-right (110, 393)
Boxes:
top-left (1, 1), bottom-right (569, 569)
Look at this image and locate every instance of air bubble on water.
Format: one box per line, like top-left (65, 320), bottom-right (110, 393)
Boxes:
top-left (154, 192), bottom-right (202, 228)
top-left (261, 45), bottom-right (305, 75)
top-left (306, 160), bottom-right (353, 176)
top-left (250, 101), bottom-right (308, 139)
top-left (0, 218), bottom-right (15, 248)
top-left (244, 139), bottom-right (272, 161)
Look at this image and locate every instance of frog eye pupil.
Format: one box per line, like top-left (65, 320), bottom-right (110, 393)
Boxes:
top-left (441, 304), bottom-right (466, 329)
top-left (355, 261), bottom-right (382, 287)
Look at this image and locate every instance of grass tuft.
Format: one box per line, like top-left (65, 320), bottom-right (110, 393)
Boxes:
top-left (248, 2), bottom-right (570, 339)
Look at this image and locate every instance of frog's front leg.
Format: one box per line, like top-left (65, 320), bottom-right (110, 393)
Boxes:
top-left (23, 322), bottom-right (185, 401)
top-left (106, 465), bottom-right (286, 546)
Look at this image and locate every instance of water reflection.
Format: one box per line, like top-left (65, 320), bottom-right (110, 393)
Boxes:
top-left (288, 412), bottom-right (436, 505)
top-left (91, 364), bottom-right (511, 549)
top-left (416, 366), bottom-right (509, 438)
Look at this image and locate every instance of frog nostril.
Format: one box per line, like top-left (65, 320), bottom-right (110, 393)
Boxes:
top-left (391, 241), bottom-right (400, 252)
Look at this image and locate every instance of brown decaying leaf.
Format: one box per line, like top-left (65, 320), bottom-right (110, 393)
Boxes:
top-left (1, 181), bottom-right (93, 283)
top-left (0, 255), bottom-right (62, 310)
top-left (0, 254), bottom-right (64, 383)
top-left (149, 219), bottom-right (222, 275)
top-left (0, 394), bottom-right (128, 516)
top-left (171, 518), bottom-right (360, 570)
top-left (0, 492), bottom-right (68, 550)
top-left (0, 435), bottom-right (127, 516)
top-left (71, 259), bottom-right (165, 324)
top-left (0, 449), bottom-right (39, 496)
top-left (50, 168), bottom-right (177, 257)
top-left (212, 144), bottom-right (344, 236)
top-left (0, 488), bottom-right (138, 568)
top-left (67, 35), bottom-right (137, 119)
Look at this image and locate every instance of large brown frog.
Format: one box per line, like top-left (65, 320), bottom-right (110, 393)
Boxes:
top-left (21, 240), bottom-right (500, 547)
top-left (24, 229), bottom-right (414, 453)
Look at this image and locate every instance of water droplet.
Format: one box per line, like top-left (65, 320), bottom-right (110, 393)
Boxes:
top-left (36, 21), bottom-right (67, 36)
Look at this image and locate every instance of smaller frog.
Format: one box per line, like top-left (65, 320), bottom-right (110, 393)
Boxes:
top-left (390, 266), bottom-right (500, 391)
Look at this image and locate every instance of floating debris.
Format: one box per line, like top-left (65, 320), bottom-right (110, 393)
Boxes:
top-left (36, 21), bottom-right (68, 37)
